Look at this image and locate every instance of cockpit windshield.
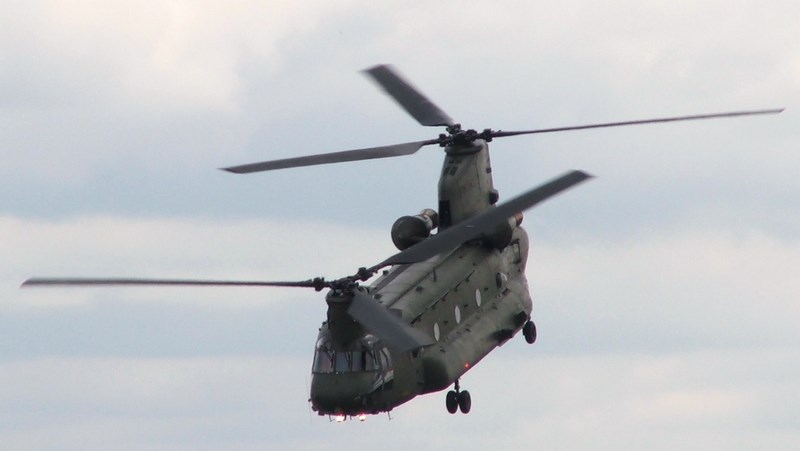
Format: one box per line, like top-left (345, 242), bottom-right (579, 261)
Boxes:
top-left (312, 336), bottom-right (392, 374)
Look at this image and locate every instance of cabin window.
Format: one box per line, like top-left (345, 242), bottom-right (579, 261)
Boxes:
top-left (495, 272), bottom-right (508, 289)
top-left (512, 240), bottom-right (522, 264)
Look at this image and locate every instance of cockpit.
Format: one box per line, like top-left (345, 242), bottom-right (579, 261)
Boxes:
top-left (310, 333), bottom-right (396, 416)
top-left (312, 334), bottom-right (392, 374)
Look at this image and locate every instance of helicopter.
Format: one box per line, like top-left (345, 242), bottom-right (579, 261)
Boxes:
top-left (23, 65), bottom-right (782, 418)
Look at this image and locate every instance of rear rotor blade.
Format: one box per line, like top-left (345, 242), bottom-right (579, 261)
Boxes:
top-left (378, 170), bottom-right (592, 267)
top-left (221, 140), bottom-right (436, 174)
top-left (492, 108), bottom-right (784, 138)
top-left (22, 277), bottom-right (326, 289)
top-left (364, 64), bottom-right (455, 127)
top-left (347, 291), bottom-right (434, 353)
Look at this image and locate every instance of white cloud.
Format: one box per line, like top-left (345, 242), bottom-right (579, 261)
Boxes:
top-left (2, 349), bottom-right (799, 450)
top-left (4, 214), bottom-right (799, 449)
top-left (527, 228), bottom-right (800, 352)
top-left (0, 1), bottom-right (364, 114)
top-left (6, 215), bottom-right (392, 307)
top-left (1, 1), bottom-right (798, 449)
top-left (0, 356), bottom-right (312, 450)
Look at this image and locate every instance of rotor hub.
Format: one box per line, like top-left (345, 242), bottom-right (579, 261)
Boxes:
top-left (438, 124), bottom-right (495, 147)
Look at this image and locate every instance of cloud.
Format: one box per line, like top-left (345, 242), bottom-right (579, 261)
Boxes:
top-left (469, 348), bottom-right (800, 450)
top-left (528, 228), bottom-right (800, 354)
top-left (1, 1), bottom-right (798, 449)
top-left (7, 215), bottom-right (392, 306)
top-left (0, 1), bottom-right (366, 113)
top-left (0, 356), bottom-right (312, 450)
top-left (2, 0), bottom-right (795, 228)
top-left (5, 215), bottom-right (800, 447)
top-left (2, 349), bottom-right (798, 450)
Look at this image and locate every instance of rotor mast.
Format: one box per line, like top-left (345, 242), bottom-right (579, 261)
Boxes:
top-left (438, 138), bottom-right (497, 229)
top-left (361, 65), bottom-right (501, 229)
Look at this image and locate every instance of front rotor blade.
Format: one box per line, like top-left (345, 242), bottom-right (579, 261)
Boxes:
top-left (492, 108), bottom-right (784, 138)
top-left (364, 64), bottom-right (455, 127)
top-left (221, 140), bottom-right (435, 174)
top-left (22, 277), bottom-right (325, 289)
top-left (378, 170), bottom-right (592, 267)
top-left (347, 291), bottom-right (434, 353)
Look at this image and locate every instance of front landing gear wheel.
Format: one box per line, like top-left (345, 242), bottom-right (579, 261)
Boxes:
top-left (458, 390), bottom-right (471, 414)
top-left (523, 320), bottom-right (537, 344)
top-left (446, 390), bottom-right (458, 414)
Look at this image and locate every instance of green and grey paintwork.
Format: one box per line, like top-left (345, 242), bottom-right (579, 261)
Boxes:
top-left (310, 140), bottom-right (534, 416)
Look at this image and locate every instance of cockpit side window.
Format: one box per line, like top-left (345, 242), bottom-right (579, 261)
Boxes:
top-left (379, 348), bottom-right (392, 369)
top-left (365, 351), bottom-right (378, 371)
top-left (311, 337), bottom-right (389, 374)
top-left (351, 351), bottom-right (376, 371)
top-left (334, 351), bottom-right (350, 372)
top-left (313, 348), bottom-right (334, 373)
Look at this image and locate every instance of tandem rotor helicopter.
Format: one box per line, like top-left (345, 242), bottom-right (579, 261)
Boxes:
top-left (24, 65), bottom-right (782, 419)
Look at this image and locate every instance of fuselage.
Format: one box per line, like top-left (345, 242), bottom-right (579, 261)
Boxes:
top-left (309, 140), bottom-right (534, 416)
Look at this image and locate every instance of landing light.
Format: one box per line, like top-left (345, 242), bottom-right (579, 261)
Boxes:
top-left (334, 415), bottom-right (346, 423)
top-left (357, 414), bottom-right (367, 422)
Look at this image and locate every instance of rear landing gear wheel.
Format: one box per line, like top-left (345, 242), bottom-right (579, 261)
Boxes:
top-left (458, 390), bottom-right (471, 414)
top-left (445, 379), bottom-right (472, 414)
top-left (446, 390), bottom-right (458, 414)
top-left (523, 320), bottom-right (537, 344)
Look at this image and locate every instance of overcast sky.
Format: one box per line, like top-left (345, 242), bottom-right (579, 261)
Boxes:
top-left (2, 1), bottom-right (799, 449)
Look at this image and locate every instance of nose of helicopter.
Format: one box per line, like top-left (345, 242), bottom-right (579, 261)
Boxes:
top-left (309, 372), bottom-right (375, 415)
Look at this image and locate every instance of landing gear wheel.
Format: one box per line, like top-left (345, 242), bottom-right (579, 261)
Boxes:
top-left (523, 320), bottom-right (537, 344)
top-left (458, 390), bottom-right (471, 414)
top-left (445, 390), bottom-right (458, 414)
top-left (446, 379), bottom-right (472, 414)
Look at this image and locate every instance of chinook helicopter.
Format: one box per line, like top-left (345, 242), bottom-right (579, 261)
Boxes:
top-left (24, 65), bottom-right (781, 418)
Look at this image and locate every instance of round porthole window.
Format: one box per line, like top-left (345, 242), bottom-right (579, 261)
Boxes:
top-left (496, 272), bottom-right (508, 288)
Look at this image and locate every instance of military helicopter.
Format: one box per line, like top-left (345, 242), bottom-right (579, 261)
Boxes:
top-left (24, 65), bottom-right (781, 418)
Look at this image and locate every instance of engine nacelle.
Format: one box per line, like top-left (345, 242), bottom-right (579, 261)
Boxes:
top-left (485, 212), bottom-right (524, 250)
top-left (391, 209), bottom-right (439, 250)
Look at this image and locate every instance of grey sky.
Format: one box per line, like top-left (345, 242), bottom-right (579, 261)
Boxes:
top-left (3, 1), bottom-right (799, 449)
